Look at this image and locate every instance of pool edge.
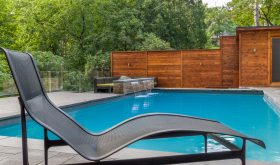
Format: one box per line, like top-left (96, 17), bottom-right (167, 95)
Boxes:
top-left (0, 88), bottom-right (272, 123)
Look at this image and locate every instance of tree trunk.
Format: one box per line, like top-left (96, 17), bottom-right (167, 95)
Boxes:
top-left (254, 0), bottom-right (260, 26)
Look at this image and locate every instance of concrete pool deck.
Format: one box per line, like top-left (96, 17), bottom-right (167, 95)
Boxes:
top-left (0, 89), bottom-right (280, 164)
top-left (0, 91), bottom-right (119, 119)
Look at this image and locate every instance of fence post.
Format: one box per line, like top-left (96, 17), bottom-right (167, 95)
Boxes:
top-left (48, 71), bottom-right (52, 92)
top-left (60, 64), bottom-right (64, 90)
top-left (60, 71), bottom-right (63, 90)
top-left (79, 71), bottom-right (82, 92)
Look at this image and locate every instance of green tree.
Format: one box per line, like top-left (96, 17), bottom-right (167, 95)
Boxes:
top-left (205, 7), bottom-right (236, 47)
top-left (138, 33), bottom-right (171, 50)
top-left (85, 51), bottom-right (110, 75)
top-left (0, 0), bottom-right (17, 87)
top-left (260, 0), bottom-right (280, 26)
top-left (31, 51), bottom-right (64, 71)
top-left (91, 0), bottom-right (145, 51)
top-left (141, 0), bottom-right (207, 49)
top-left (12, 0), bottom-right (68, 52)
top-left (228, 0), bottom-right (280, 26)
top-left (0, 0), bottom-right (18, 49)
top-left (228, 0), bottom-right (255, 26)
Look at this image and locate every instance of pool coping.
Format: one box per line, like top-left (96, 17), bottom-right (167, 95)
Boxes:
top-left (154, 88), bottom-right (264, 94)
top-left (0, 88), bottom-right (278, 127)
top-left (0, 88), bottom-right (267, 122)
top-left (0, 88), bottom-right (277, 126)
top-left (0, 93), bottom-right (123, 121)
top-left (0, 88), bottom-right (280, 164)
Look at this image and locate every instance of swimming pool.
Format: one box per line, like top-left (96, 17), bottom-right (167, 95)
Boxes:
top-left (0, 90), bottom-right (279, 162)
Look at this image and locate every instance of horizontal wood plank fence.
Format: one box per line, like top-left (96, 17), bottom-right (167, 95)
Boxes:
top-left (111, 36), bottom-right (239, 88)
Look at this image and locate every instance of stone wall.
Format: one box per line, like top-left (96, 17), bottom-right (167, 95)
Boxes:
top-left (113, 78), bottom-right (154, 94)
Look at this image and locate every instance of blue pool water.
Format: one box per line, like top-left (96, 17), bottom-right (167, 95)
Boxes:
top-left (0, 90), bottom-right (280, 162)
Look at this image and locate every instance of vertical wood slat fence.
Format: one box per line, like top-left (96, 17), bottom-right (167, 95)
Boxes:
top-left (111, 36), bottom-right (238, 88)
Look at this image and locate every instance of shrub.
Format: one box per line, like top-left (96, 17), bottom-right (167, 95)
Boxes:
top-left (137, 33), bottom-right (171, 50)
top-left (85, 51), bottom-right (111, 82)
top-left (85, 51), bottom-right (110, 73)
top-left (31, 51), bottom-right (64, 71)
top-left (63, 71), bottom-right (92, 92)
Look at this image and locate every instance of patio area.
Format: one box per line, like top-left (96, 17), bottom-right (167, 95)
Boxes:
top-left (0, 143), bottom-right (277, 165)
top-left (0, 89), bottom-right (280, 164)
top-left (0, 91), bottom-right (119, 119)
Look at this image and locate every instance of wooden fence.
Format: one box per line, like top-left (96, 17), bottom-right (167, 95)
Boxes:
top-left (111, 36), bottom-right (239, 88)
top-left (221, 36), bottom-right (239, 88)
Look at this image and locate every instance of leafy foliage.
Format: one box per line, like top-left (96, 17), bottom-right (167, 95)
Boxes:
top-left (0, 0), bottom-right (18, 49)
top-left (260, 0), bottom-right (280, 25)
top-left (140, 0), bottom-right (207, 49)
top-left (85, 51), bottom-right (110, 73)
top-left (138, 33), bottom-right (171, 50)
top-left (63, 71), bottom-right (92, 92)
top-left (205, 7), bottom-right (236, 47)
top-left (0, 54), bottom-right (11, 89)
top-left (228, 0), bottom-right (280, 26)
top-left (31, 51), bottom-right (64, 71)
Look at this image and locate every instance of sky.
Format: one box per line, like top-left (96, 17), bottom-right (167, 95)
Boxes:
top-left (202, 0), bottom-right (232, 7)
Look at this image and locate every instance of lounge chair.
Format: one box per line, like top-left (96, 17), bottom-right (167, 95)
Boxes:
top-left (1, 48), bottom-right (265, 165)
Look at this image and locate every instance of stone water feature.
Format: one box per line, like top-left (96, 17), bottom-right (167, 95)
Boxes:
top-left (113, 78), bottom-right (155, 94)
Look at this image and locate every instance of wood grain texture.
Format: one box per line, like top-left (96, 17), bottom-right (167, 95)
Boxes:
top-left (112, 50), bottom-right (225, 88)
top-left (221, 36), bottom-right (239, 88)
top-left (111, 27), bottom-right (280, 88)
top-left (182, 50), bottom-right (222, 88)
top-left (237, 27), bottom-right (280, 87)
top-left (112, 52), bottom-right (147, 77)
top-left (147, 51), bottom-right (182, 87)
top-left (239, 31), bottom-right (269, 86)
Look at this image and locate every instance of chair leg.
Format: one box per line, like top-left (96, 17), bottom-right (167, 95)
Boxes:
top-left (241, 154), bottom-right (246, 165)
top-left (44, 128), bottom-right (49, 165)
top-left (203, 134), bottom-right (207, 153)
top-left (241, 139), bottom-right (246, 165)
top-left (19, 97), bottom-right (29, 165)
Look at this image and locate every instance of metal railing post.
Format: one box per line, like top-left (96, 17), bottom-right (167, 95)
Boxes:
top-left (48, 71), bottom-right (52, 92)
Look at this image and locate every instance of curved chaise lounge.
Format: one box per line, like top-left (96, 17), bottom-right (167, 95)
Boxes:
top-left (1, 48), bottom-right (265, 165)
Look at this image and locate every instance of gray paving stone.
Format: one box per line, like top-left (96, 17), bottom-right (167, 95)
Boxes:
top-left (0, 145), bottom-right (278, 165)
top-left (109, 148), bottom-right (177, 159)
top-left (0, 137), bottom-right (44, 150)
top-left (62, 154), bottom-right (92, 164)
top-left (0, 146), bottom-right (22, 154)
top-left (0, 149), bottom-right (57, 165)
top-left (37, 152), bottom-right (77, 165)
top-left (0, 91), bottom-right (118, 119)
top-left (247, 160), bottom-right (280, 165)
top-left (0, 153), bottom-right (14, 162)
top-left (180, 159), bottom-right (241, 165)
top-left (0, 137), bottom-right (8, 140)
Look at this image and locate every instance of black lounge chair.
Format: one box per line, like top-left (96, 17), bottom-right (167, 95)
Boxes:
top-left (1, 48), bottom-right (265, 165)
